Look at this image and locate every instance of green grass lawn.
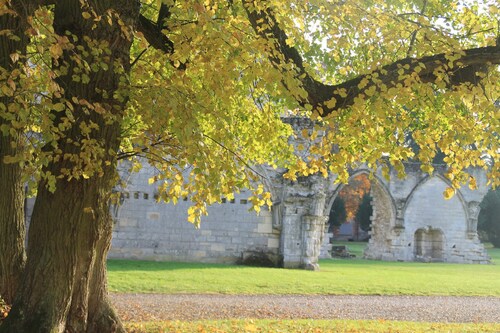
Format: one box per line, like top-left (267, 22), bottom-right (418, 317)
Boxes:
top-left (125, 319), bottom-right (500, 333)
top-left (107, 243), bottom-right (500, 296)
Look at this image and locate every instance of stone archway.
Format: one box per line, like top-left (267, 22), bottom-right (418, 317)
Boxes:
top-left (319, 173), bottom-right (371, 259)
top-left (323, 173), bottom-right (371, 243)
top-left (321, 169), bottom-right (397, 261)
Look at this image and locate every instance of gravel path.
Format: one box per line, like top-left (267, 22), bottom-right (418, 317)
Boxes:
top-left (111, 294), bottom-right (500, 323)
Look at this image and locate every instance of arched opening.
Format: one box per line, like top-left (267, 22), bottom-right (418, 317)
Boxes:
top-left (321, 170), bottom-right (396, 260)
top-left (322, 172), bottom-right (398, 259)
top-left (414, 228), bottom-right (444, 262)
top-left (415, 229), bottom-right (424, 256)
top-left (328, 173), bottom-right (372, 243)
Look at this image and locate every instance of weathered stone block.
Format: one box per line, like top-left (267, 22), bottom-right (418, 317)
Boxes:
top-left (267, 238), bottom-right (280, 249)
top-left (257, 223), bottom-right (273, 234)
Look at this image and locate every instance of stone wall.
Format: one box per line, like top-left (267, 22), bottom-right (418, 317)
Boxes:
top-left (109, 163), bottom-right (281, 265)
top-left (401, 175), bottom-right (489, 263)
top-left (364, 177), bottom-right (398, 261)
top-left (107, 118), bottom-right (491, 268)
top-left (361, 167), bottom-right (490, 264)
top-left (108, 161), bottom-right (490, 267)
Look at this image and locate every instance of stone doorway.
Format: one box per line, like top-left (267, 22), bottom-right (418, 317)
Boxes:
top-left (414, 228), bottom-right (444, 262)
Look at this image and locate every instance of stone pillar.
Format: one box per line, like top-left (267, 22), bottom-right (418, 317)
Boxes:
top-left (301, 215), bottom-right (328, 270)
top-left (280, 199), bottom-right (305, 268)
top-left (271, 201), bottom-right (283, 230)
top-left (467, 201), bottom-right (480, 239)
top-left (320, 223), bottom-right (333, 258)
top-left (300, 191), bottom-right (327, 270)
top-left (364, 183), bottom-right (397, 260)
top-left (394, 198), bottom-right (406, 230)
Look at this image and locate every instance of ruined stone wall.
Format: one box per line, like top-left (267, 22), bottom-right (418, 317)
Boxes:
top-left (364, 179), bottom-right (397, 261)
top-left (108, 163), bottom-right (281, 264)
top-left (106, 118), bottom-right (491, 267)
top-left (361, 167), bottom-right (490, 264)
top-left (402, 175), bottom-right (489, 263)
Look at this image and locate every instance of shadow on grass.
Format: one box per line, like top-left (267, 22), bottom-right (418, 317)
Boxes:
top-left (108, 244), bottom-right (499, 273)
top-left (107, 259), bottom-right (268, 272)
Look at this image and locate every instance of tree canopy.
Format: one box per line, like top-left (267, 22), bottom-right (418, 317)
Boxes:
top-left (242, 0), bottom-right (500, 191)
top-left (2, 0), bottom-right (499, 210)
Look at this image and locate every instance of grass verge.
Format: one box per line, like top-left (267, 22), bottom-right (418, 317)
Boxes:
top-left (108, 245), bottom-right (500, 296)
top-left (125, 319), bottom-right (500, 333)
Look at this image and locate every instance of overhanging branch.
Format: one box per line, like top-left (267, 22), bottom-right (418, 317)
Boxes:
top-left (316, 46), bottom-right (499, 114)
top-left (136, 4), bottom-right (188, 69)
top-left (137, 14), bottom-right (174, 55)
top-left (243, 0), bottom-right (500, 117)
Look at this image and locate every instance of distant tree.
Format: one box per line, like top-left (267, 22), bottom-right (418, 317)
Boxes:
top-left (478, 189), bottom-right (500, 248)
top-left (329, 197), bottom-right (347, 232)
top-left (337, 174), bottom-right (371, 220)
top-left (356, 193), bottom-right (373, 232)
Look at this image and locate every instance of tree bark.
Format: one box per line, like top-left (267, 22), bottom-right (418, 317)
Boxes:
top-left (0, 1), bottom-right (139, 332)
top-left (0, 0), bottom-right (32, 305)
top-left (65, 184), bottom-right (125, 333)
top-left (0, 125), bottom-right (25, 306)
top-left (85, 214), bottom-right (125, 333)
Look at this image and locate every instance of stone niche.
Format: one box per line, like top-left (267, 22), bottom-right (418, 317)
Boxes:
top-left (414, 227), bottom-right (444, 262)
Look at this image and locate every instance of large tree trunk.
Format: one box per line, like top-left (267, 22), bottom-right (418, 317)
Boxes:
top-left (0, 1), bottom-right (139, 332)
top-left (85, 214), bottom-right (125, 333)
top-left (0, 0), bottom-right (32, 305)
top-left (0, 126), bottom-right (25, 306)
top-left (65, 188), bottom-right (125, 333)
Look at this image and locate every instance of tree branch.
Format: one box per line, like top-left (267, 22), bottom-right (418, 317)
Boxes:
top-left (406, 0), bottom-right (427, 57)
top-left (117, 137), bottom-right (175, 160)
top-left (136, 4), bottom-right (188, 69)
top-left (317, 46), bottom-right (499, 114)
top-left (243, 0), bottom-right (500, 117)
top-left (157, 2), bottom-right (171, 30)
top-left (137, 14), bottom-right (174, 55)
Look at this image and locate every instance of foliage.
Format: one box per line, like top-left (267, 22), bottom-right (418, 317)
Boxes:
top-left (478, 189), bottom-right (500, 247)
top-left (337, 174), bottom-right (371, 220)
top-left (255, 0), bottom-right (500, 189)
top-left (0, 0), bottom-right (498, 222)
top-left (328, 196), bottom-right (347, 231)
top-left (356, 193), bottom-right (373, 232)
top-left (1, 1), bottom-right (298, 225)
top-left (329, 175), bottom-right (371, 234)
top-left (404, 132), bottom-right (447, 165)
top-left (107, 246), bottom-right (500, 296)
top-left (0, 297), bottom-right (9, 322)
top-left (125, 319), bottom-right (500, 333)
